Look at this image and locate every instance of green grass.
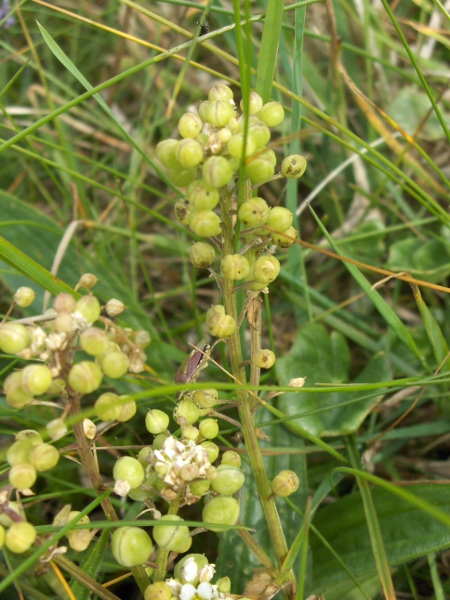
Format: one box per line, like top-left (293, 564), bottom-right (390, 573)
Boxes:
top-left (1, 1), bottom-right (450, 599)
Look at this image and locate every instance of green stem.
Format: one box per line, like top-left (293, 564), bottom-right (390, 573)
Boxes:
top-left (219, 189), bottom-right (296, 596)
top-left (153, 500), bottom-right (181, 582)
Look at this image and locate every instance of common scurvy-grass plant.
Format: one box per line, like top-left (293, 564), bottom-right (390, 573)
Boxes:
top-left (0, 84), bottom-right (306, 599)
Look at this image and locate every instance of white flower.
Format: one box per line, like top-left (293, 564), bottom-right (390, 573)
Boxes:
top-left (199, 563), bottom-right (215, 583)
top-left (180, 583), bottom-right (197, 600)
top-left (182, 556), bottom-right (199, 583)
top-left (197, 582), bottom-right (214, 599)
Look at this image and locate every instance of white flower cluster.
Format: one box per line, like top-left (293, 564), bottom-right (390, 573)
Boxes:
top-left (166, 557), bottom-right (231, 600)
top-left (147, 436), bottom-right (215, 503)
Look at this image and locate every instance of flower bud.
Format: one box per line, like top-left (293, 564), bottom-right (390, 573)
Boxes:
top-left (100, 350), bottom-right (130, 378)
top-left (21, 364), bottom-right (53, 396)
top-left (237, 197), bottom-right (270, 228)
top-left (68, 361), bottom-right (103, 394)
top-left (202, 156), bottom-right (234, 189)
top-left (95, 392), bottom-right (122, 422)
top-left (208, 84), bottom-right (234, 102)
top-left (145, 409), bottom-right (170, 434)
top-left (202, 496), bottom-right (240, 532)
top-left (53, 293), bottom-right (77, 313)
top-left (187, 179), bottom-right (219, 210)
top-left (153, 515), bottom-right (191, 553)
top-left (271, 469), bottom-right (300, 497)
top-left (267, 207), bottom-right (294, 232)
top-left (252, 348), bottom-right (276, 369)
top-left (174, 398), bottom-right (200, 426)
top-left (117, 395), bottom-right (137, 422)
top-left (77, 273), bottom-right (98, 289)
top-left (75, 295), bottom-right (101, 324)
top-left (220, 254), bottom-right (250, 280)
top-left (5, 522), bottom-right (36, 554)
top-left (271, 226), bottom-right (297, 248)
top-left (176, 138), bottom-right (204, 167)
top-left (198, 418), bottom-right (219, 440)
top-left (221, 451), bottom-right (241, 468)
top-left (240, 91), bottom-right (263, 115)
top-left (113, 456), bottom-right (145, 490)
top-left (217, 577), bottom-right (231, 594)
top-left (257, 102), bottom-right (285, 127)
top-left (144, 582), bottom-right (173, 600)
top-left (111, 526), bottom-right (153, 567)
top-left (253, 255), bottom-right (280, 285)
top-left (156, 139), bottom-right (181, 168)
top-left (178, 112), bottom-right (203, 139)
top-left (211, 464), bottom-right (245, 496)
top-left (14, 287), bottom-right (35, 308)
top-left (174, 553), bottom-right (209, 584)
top-left (104, 298), bottom-right (126, 317)
top-left (190, 242), bottom-right (216, 268)
top-left (30, 443), bottom-right (59, 471)
top-left (281, 154), bottom-right (307, 179)
top-left (189, 209), bottom-right (221, 237)
top-left (200, 441), bottom-right (219, 463)
top-left (0, 323), bottom-right (31, 354)
top-left (192, 388), bottom-right (219, 409)
top-left (9, 463), bottom-right (37, 490)
top-left (46, 418), bottom-right (68, 441)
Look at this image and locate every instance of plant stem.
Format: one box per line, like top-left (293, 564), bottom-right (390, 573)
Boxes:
top-left (153, 499), bottom-right (181, 582)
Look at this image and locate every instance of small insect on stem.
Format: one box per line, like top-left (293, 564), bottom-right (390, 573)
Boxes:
top-left (174, 340), bottom-right (211, 399)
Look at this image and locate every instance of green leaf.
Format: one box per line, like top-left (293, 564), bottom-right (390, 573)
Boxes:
top-left (387, 237), bottom-right (450, 283)
top-left (70, 528), bottom-right (110, 600)
top-left (310, 484), bottom-right (450, 600)
top-left (276, 323), bottom-right (391, 437)
top-left (255, 0), bottom-right (285, 101)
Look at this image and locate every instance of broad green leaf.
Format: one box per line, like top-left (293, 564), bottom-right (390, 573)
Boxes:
top-left (387, 237), bottom-right (450, 283)
top-left (310, 484), bottom-right (450, 600)
top-left (276, 323), bottom-right (391, 437)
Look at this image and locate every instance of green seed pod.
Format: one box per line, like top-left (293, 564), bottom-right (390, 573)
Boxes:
top-left (247, 120), bottom-right (271, 149)
top-left (198, 418), bottom-right (219, 440)
top-left (271, 226), bottom-right (297, 248)
top-left (237, 197), bottom-right (270, 228)
top-left (217, 577), bottom-right (231, 594)
top-left (16, 429), bottom-right (43, 445)
top-left (0, 525), bottom-right (5, 551)
top-left (95, 392), bottom-right (122, 422)
top-left (5, 522), bottom-right (36, 554)
top-left (221, 450), bottom-right (241, 468)
top-left (271, 469), bottom-right (300, 497)
top-left (192, 388), bottom-right (219, 409)
top-left (153, 515), bottom-right (192, 553)
top-left (221, 254), bottom-right (250, 280)
top-left (281, 154), bottom-right (307, 179)
top-left (189, 479), bottom-right (211, 497)
top-left (144, 582), bottom-right (173, 600)
top-left (205, 101), bottom-right (234, 127)
top-left (252, 348), bottom-right (276, 369)
top-left (54, 312), bottom-right (73, 333)
top-left (198, 101), bottom-right (210, 121)
top-left (75, 295), bottom-right (101, 324)
top-left (240, 91), bottom-right (263, 115)
top-left (113, 456), bottom-right (145, 489)
top-left (77, 273), bottom-right (98, 290)
top-left (211, 464), bottom-right (245, 495)
top-left (67, 528), bottom-right (92, 552)
top-left (217, 127), bottom-right (233, 143)
top-left (187, 179), bottom-right (219, 210)
top-left (174, 199), bottom-right (193, 225)
top-left (181, 424), bottom-right (200, 442)
top-left (227, 133), bottom-right (256, 159)
top-left (80, 327), bottom-right (109, 356)
top-left (206, 310), bottom-right (236, 338)
top-left (208, 84), bottom-right (234, 102)
top-left (152, 433), bottom-right (168, 451)
top-left (46, 418), bottom-right (68, 441)
top-left (0, 323), bottom-right (31, 355)
top-left (145, 409), bottom-right (170, 434)
top-left (30, 443), bottom-right (59, 472)
top-left (174, 398), bottom-right (200, 426)
top-left (202, 156), bottom-right (234, 189)
top-left (176, 138), bottom-right (204, 167)
top-left (245, 155), bottom-right (275, 184)
top-left (137, 446), bottom-right (153, 466)
top-left (7, 440), bottom-right (32, 466)
top-left (257, 102), bottom-right (285, 127)
top-left (156, 139), bottom-right (181, 168)
top-left (178, 112), bottom-right (203, 139)
top-left (111, 526), bottom-right (153, 567)
top-left (267, 207), bottom-right (294, 232)
top-left (68, 361), bottom-right (103, 394)
top-left (9, 463), bottom-right (37, 490)
top-left (21, 364), bottom-right (52, 396)
top-left (253, 255), bottom-right (280, 285)
top-left (202, 496), bottom-right (240, 532)
top-left (116, 395), bottom-right (137, 422)
top-left (100, 350), bottom-right (130, 378)
top-left (166, 166), bottom-right (198, 188)
top-left (14, 287), bottom-right (35, 308)
top-left (190, 242), bottom-right (216, 268)
top-left (189, 209), bottom-right (221, 237)
top-left (0, 501), bottom-right (24, 527)
top-left (4, 371), bottom-right (34, 408)
top-left (200, 441), bottom-right (219, 463)
top-left (174, 553), bottom-right (209, 584)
